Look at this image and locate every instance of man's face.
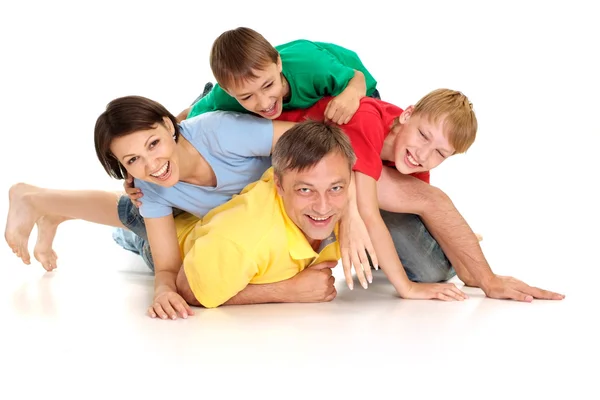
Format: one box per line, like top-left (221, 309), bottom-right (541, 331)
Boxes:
top-left (276, 152), bottom-right (351, 245)
top-left (392, 106), bottom-right (456, 174)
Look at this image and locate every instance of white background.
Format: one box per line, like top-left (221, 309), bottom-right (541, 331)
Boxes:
top-left (1, 0), bottom-right (598, 399)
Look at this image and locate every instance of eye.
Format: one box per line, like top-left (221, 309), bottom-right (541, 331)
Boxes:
top-left (240, 95), bottom-right (252, 101)
top-left (264, 81), bottom-right (273, 89)
top-left (419, 130), bottom-right (427, 139)
top-left (437, 150), bottom-right (446, 158)
top-left (298, 188), bottom-right (311, 194)
top-left (149, 139), bottom-right (159, 149)
top-left (126, 156), bottom-right (138, 165)
top-left (331, 186), bottom-right (343, 192)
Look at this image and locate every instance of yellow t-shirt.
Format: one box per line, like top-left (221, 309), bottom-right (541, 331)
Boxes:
top-left (174, 168), bottom-right (341, 308)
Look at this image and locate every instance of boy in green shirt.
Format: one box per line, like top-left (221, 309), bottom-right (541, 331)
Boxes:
top-left (178, 27), bottom-right (378, 125)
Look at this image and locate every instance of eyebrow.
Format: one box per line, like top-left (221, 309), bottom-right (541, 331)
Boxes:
top-left (121, 136), bottom-right (155, 161)
top-left (238, 78), bottom-right (272, 97)
top-left (294, 179), bottom-right (347, 187)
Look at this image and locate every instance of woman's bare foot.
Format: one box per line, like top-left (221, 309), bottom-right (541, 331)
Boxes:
top-left (4, 183), bottom-right (42, 265)
top-left (33, 215), bottom-right (70, 271)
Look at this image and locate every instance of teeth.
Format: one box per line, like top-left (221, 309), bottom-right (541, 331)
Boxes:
top-left (263, 103), bottom-right (275, 112)
top-left (407, 153), bottom-right (419, 166)
top-left (151, 162), bottom-right (168, 177)
top-left (309, 215), bottom-right (329, 221)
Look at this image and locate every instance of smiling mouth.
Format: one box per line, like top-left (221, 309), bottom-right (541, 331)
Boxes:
top-left (150, 161), bottom-right (171, 180)
top-left (306, 214), bottom-right (333, 225)
top-left (260, 101), bottom-right (278, 116)
top-left (406, 151), bottom-right (422, 167)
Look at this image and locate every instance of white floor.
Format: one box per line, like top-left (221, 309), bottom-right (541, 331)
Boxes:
top-left (2, 1), bottom-right (599, 399)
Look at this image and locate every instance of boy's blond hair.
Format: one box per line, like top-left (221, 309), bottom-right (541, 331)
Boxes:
top-left (210, 27), bottom-right (279, 91)
top-left (413, 89), bottom-right (477, 154)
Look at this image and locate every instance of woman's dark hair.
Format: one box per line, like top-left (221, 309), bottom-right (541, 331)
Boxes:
top-left (94, 95), bottom-right (180, 180)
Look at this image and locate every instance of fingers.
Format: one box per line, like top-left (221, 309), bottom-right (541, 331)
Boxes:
top-left (351, 251), bottom-right (369, 289)
top-left (148, 306), bottom-right (157, 318)
top-left (309, 261), bottom-right (336, 270)
top-left (341, 250), bottom-right (354, 290)
top-left (522, 285), bottom-right (565, 300)
top-left (173, 300), bottom-right (190, 319)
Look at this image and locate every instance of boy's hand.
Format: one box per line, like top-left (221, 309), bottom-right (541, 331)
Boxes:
top-left (339, 209), bottom-right (379, 290)
top-left (403, 282), bottom-right (469, 301)
top-left (123, 173), bottom-right (143, 208)
top-left (324, 89), bottom-right (361, 125)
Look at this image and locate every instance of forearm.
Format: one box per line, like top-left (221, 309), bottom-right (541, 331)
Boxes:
top-left (175, 106), bottom-right (191, 122)
top-left (343, 70), bottom-right (367, 98)
top-left (363, 214), bottom-right (412, 296)
top-left (223, 280), bottom-right (292, 306)
top-left (414, 190), bottom-right (494, 288)
top-left (155, 268), bottom-right (179, 294)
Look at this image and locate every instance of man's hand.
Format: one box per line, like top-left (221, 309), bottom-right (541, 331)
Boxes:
top-left (482, 275), bottom-right (565, 302)
top-left (402, 282), bottom-right (469, 301)
top-left (287, 261), bottom-right (338, 303)
top-left (324, 89), bottom-right (361, 125)
top-left (148, 289), bottom-right (195, 320)
top-left (123, 173), bottom-right (143, 208)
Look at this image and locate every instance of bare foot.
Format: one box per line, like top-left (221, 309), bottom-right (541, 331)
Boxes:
top-left (4, 183), bottom-right (42, 265)
top-left (34, 215), bottom-right (69, 271)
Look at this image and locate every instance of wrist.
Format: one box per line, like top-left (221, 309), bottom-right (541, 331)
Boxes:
top-left (478, 273), bottom-right (496, 293)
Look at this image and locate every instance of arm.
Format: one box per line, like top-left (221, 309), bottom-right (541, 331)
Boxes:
top-left (376, 167), bottom-right (492, 287)
top-left (354, 171), bottom-right (413, 295)
top-left (145, 216), bottom-right (194, 319)
top-left (376, 167), bottom-right (565, 302)
top-left (270, 120), bottom-right (297, 153)
top-left (355, 171), bottom-right (466, 301)
top-left (177, 261), bottom-right (338, 306)
top-left (175, 106), bottom-right (191, 123)
top-left (323, 70), bottom-right (366, 125)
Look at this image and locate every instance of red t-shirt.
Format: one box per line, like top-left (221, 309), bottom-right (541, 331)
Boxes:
top-left (277, 97), bottom-right (430, 184)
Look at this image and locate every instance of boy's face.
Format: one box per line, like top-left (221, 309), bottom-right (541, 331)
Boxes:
top-left (224, 56), bottom-right (287, 120)
top-left (392, 106), bottom-right (456, 174)
top-left (275, 151), bottom-right (351, 248)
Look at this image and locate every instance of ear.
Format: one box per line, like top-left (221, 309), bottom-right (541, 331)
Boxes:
top-left (276, 54), bottom-right (283, 73)
top-left (274, 174), bottom-right (284, 196)
top-left (399, 105), bottom-right (414, 124)
top-left (162, 116), bottom-right (175, 134)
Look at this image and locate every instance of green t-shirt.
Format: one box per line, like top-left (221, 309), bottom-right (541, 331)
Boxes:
top-left (187, 39), bottom-right (377, 119)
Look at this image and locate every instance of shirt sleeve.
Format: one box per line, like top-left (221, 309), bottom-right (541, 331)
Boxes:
top-left (204, 111), bottom-right (274, 158)
top-left (307, 50), bottom-right (356, 97)
top-left (183, 233), bottom-right (258, 308)
top-left (340, 108), bottom-right (386, 180)
top-left (135, 181), bottom-right (173, 218)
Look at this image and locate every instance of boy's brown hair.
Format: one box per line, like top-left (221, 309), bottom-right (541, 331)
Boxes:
top-left (412, 89), bottom-right (478, 154)
top-left (210, 27), bottom-right (279, 91)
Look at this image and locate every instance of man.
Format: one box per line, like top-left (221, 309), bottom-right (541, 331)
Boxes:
top-left (173, 120), bottom-right (355, 309)
top-left (277, 89), bottom-right (565, 302)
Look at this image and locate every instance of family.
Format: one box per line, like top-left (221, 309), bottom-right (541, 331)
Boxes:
top-left (4, 27), bottom-right (564, 320)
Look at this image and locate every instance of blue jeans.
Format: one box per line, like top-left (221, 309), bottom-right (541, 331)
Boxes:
top-left (112, 195), bottom-right (186, 271)
top-left (380, 210), bottom-right (455, 282)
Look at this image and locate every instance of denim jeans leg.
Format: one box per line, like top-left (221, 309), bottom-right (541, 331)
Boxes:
top-left (380, 210), bottom-right (455, 282)
top-left (113, 195), bottom-right (155, 271)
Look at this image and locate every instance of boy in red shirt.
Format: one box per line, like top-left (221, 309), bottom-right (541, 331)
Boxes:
top-left (278, 89), bottom-right (564, 302)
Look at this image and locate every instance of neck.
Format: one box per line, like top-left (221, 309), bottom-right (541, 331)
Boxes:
top-left (281, 74), bottom-right (291, 102)
top-left (308, 238), bottom-right (322, 252)
top-left (380, 125), bottom-right (399, 161)
top-left (176, 136), bottom-right (216, 186)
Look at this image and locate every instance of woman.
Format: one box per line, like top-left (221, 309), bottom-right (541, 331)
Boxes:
top-left (5, 95), bottom-right (374, 319)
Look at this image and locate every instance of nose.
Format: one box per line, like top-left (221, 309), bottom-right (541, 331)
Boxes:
top-left (147, 158), bottom-right (160, 174)
top-left (257, 93), bottom-right (271, 110)
top-left (312, 194), bottom-right (330, 215)
top-left (415, 146), bottom-right (433, 164)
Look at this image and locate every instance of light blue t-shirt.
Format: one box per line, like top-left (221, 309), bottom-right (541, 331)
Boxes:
top-left (135, 111), bottom-right (273, 219)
